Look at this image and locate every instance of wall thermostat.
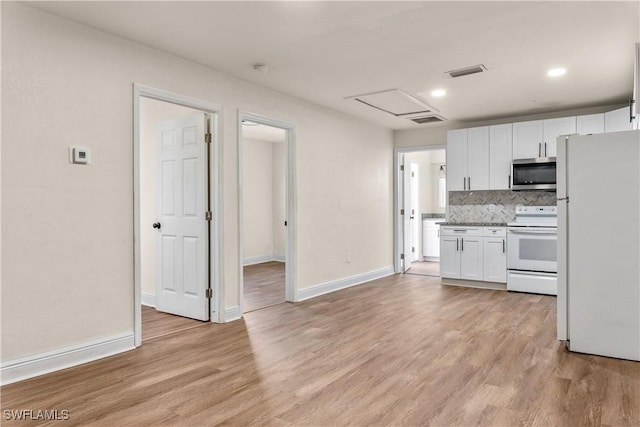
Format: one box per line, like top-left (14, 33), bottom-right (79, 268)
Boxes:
top-left (70, 147), bottom-right (91, 165)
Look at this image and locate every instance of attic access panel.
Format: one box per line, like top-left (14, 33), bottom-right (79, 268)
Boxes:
top-left (348, 89), bottom-right (436, 117)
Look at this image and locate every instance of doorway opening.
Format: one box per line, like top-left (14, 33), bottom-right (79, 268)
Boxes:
top-left (238, 112), bottom-right (296, 313)
top-left (134, 85), bottom-right (222, 347)
top-left (395, 146), bottom-right (447, 277)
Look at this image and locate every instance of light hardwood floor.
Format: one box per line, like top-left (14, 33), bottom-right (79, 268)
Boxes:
top-left (142, 305), bottom-right (206, 342)
top-left (2, 274), bottom-right (639, 426)
top-left (407, 260), bottom-right (440, 276)
top-left (243, 261), bottom-right (285, 313)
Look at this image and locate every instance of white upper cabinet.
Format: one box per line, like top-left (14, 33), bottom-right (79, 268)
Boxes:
top-left (512, 120), bottom-right (544, 159)
top-left (512, 117), bottom-right (575, 159)
top-left (446, 129), bottom-right (467, 191)
top-left (446, 127), bottom-right (489, 191)
top-left (577, 113), bottom-right (605, 135)
top-left (466, 127), bottom-right (490, 191)
top-left (604, 106), bottom-right (633, 132)
top-left (489, 124), bottom-right (513, 190)
top-left (543, 116), bottom-right (576, 158)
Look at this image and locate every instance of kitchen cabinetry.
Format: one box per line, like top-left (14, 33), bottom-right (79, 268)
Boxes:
top-left (512, 117), bottom-right (575, 159)
top-left (446, 127), bottom-right (489, 191)
top-left (441, 226), bottom-right (507, 283)
top-left (483, 227), bottom-right (507, 283)
top-left (422, 219), bottom-right (440, 260)
top-left (489, 124), bottom-right (513, 190)
top-left (604, 106), bottom-right (633, 133)
top-left (440, 226), bottom-right (483, 280)
top-left (577, 113), bottom-right (604, 135)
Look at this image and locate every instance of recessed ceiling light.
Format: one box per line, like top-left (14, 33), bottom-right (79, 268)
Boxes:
top-left (547, 67), bottom-right (566, 77)
top-left (431, 89), bottom-right (446, 97)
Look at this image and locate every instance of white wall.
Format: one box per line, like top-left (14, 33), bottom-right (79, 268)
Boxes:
top-left (242, 137), bottom-right (286, 264)
top-left (243, 138), bottom-right (274, 261)
top-left (139, 98), bottom-right (203, 300)
top-left (1, 3), bottom-right (393, 363)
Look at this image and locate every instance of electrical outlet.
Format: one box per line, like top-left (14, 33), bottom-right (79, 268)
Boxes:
top-left (488, 204), bottom-right (495, 213)
top-left (346, 253), bottom-right (351, 263)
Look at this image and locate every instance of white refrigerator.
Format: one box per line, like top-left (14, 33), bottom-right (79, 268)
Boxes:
top-left (557, 130), bottom-right (640, 361)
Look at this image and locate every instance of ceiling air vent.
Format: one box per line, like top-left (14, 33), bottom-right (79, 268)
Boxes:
top-left (447, 64), bottom-right (487, 78)
top-left (409, 115), bottom-right (446, 124)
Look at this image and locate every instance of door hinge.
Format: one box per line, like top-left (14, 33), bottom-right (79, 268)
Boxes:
top-left (205, 211), bottom-right (213, 221)
top-left (400, 165), bottom-right (405, 171)
top-left (206, 288), bottom-right (213, 299)
top-left (412, 247), bottom-right (415, 253)
top-left (205, 133), bottom-right (212, 144)
top-left (400, 253), bottom-right (405, 260)
top-left (411, 171), bottom-right (415, 177)
top-left (400, 209), bottom-right (405, 215)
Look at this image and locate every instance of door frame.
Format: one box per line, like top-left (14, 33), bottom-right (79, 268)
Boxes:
top-left (238, 111), bottom-right (296, 312)
top-left (393, 144), bottom-right (446, 273)
top-left (133, 83), bottom-right (224, 347)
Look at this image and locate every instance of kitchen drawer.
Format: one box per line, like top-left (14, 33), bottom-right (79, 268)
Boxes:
top-left (483, 227), bottom-right (506, 237)
top-left (440, 226), bottom-right (483, 236)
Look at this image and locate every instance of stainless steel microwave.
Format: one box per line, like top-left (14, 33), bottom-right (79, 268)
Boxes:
top-left (511, 157), bottom-right (556, 191)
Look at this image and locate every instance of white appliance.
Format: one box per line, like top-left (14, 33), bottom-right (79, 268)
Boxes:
top-left (507, 206), bottom-right (558, 295)
top-left (422, 219), bottom-right (441, 260)
top-left (557, 130), bottom-right (640, 361)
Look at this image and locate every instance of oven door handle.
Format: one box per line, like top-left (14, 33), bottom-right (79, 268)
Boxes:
top-left (507, 228), bottom-right (557, 234)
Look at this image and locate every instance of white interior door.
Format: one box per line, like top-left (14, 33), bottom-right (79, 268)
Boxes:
top-left (402, 156), bottom-right (412, 272)
top-left (155, 113), bottom-right (210, 321)
top-left (410, 163), bottom-right (420, 262)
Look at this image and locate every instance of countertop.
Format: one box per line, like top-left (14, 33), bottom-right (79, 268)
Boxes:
top-left (421, 213), bottom-right (445, 220)
top-left (436, 222), bottom-right (508, 227)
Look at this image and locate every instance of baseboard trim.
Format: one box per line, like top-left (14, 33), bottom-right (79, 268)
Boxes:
top-left (296, 266), bottom-right (395, 302)
top-left (440, 278), bottom-right (507, 291)
top-left (224, 305), bottom-right (242, 322)
top-left (272, 254), bottom-right (285, 262)
top-left (243, 255), bottom-right (272, 266)
top-left (141, 293), bottom-right (156, 307)
top-left (0, 333), bottom-right (135, 385)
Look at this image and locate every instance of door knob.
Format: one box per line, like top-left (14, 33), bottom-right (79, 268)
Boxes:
top-left (152, 222), bottom-right (161, 229)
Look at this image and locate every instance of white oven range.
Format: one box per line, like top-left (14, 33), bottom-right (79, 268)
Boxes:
top-left (507, 206), bottom-right (558, 296)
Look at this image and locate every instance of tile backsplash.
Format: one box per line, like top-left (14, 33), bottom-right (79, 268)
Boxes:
top-left (448, 190), bottom-right (556, 223)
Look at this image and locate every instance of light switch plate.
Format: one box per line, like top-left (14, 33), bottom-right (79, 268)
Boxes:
top-left (70, 147), bottom-right (91, 164)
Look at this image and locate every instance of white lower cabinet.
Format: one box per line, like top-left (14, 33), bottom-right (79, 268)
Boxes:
top-left (441, 225), bottom-right (507, 283)
top-left (440, 226), bottom-right (483, 280)
top-left (440, 234), bottom-right (461, 278)
top-left (482, 227), bottom-right (507, 283)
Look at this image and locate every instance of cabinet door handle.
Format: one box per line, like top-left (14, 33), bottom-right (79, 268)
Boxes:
top-left (503, 239), bottom-right (505, 253)
top-left (463, 177), bottom-right (466, 190)
top-left (508, 174), bottom-right (511, 189)
top-left (461, 237), bottom-right (464, 251)
top-left (456, 238), bottom-right (459, 251)
top-left (437, 228), bottom-right (440, 238)
top-left (544, 142), bottom-right (547, 157)
top-left (468, 177), bottom-right (471, 190)
top-left (538, 142), bottom-right (541, 158)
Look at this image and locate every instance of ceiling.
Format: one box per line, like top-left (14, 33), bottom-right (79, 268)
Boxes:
top-left (27, 1), bottom-right (640, 130)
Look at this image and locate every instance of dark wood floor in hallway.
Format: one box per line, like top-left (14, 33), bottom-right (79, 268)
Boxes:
top-left (2, 273), bottom-right (639, 426)
top-left (243, 261), bottom-right (285, 312)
